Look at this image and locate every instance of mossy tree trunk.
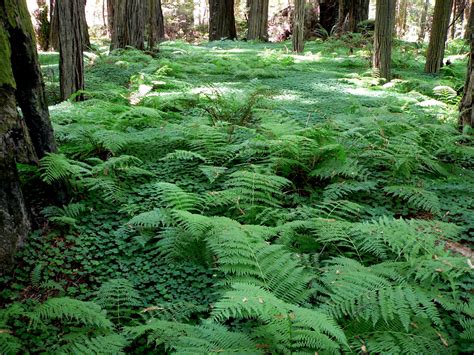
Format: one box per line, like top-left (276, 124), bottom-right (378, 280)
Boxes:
top-left (0, 0), bottom-right (57, 272)
top-left (347, 0), bottom-right (369, 32)
top-left (292, 0), bottom-right (305, 52)
top-left (109, 0), bottom-right (146, 50)
top-left (319, 0), bottom-right (338, 34)
top-left (57, 0), bottom-right (85, 101)
top-left (209, 0), bottom-right (237, 40)
top-left (373, 0), bottom-right (396, 81)
top-left (418, 0), bottom-right (430, 42)
top-left (425, 0), bottom-right (454, 73)
top-left (459, 3), bottom-right (473, 128)
top-left (247, 0), bottom-right (269, 41)
top-left (147, 0), bottom-right (165, 49)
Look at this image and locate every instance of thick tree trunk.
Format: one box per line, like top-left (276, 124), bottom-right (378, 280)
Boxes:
top-left (425, 0), bottom-right (454, 74)
top-left (319, 0), bottom-right (338, 34)
top-left (0, 0), bottom-right (56, 272)
top-left (373, 0), bottom-right (396, 81)
top-left (79, 0), bottom-right (90, 50)
top-left (148, 0), bottom-right (165, 49)
top-left (57, 0), bottom-right (85, 101)
top-left (247, 0), bottom-right (269, 40)
top-left (459, 3), bottom-right (473, 128)
top-left (336, 0), bottom-right (350, 34)
top-left (292, 0), bottom-right (305, 52)
top-left (110, 0), bottom-right (146, 50)
top-left (209, 0), bottom-right (237, 40)
top-left (348, 0), bottom-right (369, 32)
top-left (418, 0), bottom-right (430, 42)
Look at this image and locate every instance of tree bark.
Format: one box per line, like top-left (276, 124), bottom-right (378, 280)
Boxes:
top-left (50, 0), bottom-right (59, 50)
top-left (57, 0), bottom-right (85, 101)
top-left (465, 0), bottom-right (473, 40)
top-left (336, 0), bottom-right (350, 34)
top-left (347, 0), bottom-right (369, 32)
top-left (459, 3), bottom-right (473, 128)
top-left (148, 0), bottom-right (165, 49)
top-left (0, 0), bottom-right (57, 272)
top-left (209, 0), bottom-right (237, 40)
top-left (396, 0), bottom-right (408, 36)
top-left (79, 0), bottom-right (90, 50)
top-left (292, 0), bottom-right (305, 52)
top-left (319, 0), bottom-right (338, 34)
top-left (373, 0), bottom-right (396, 81)
top-left (425, 0), bottom-right (454, 73)
top-left (247, 0), bottom-right (269, 40)
top-left (418, 0), bottom-right (430, 42)
top-left (110, 0), bottom-right (146, 50)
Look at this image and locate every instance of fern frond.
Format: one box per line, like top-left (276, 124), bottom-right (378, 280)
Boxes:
top-left (95, 279), bottom-right (142, 323)
top-left (384, 185), bottom-right (441, 215)
top-left (39, 153), bottom-right (91, 184)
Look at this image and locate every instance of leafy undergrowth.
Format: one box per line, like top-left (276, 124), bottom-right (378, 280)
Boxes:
top-left (1, 38), bottom-right (473, 354)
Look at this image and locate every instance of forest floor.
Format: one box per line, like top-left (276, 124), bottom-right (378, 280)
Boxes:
top-left (1, 38), bottom-right (473, 353)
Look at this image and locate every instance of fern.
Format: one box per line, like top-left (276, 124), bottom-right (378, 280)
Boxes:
top-left (39, 153), bottom-right (91, 184)
top-left (56, 334), bottom-right (128, 355)
top-left (384, 185), bottom-right (441, 215)
top-left (42, 202), bottom-right (87, 227)
top-left (95, 279), bottom-right (142, 323)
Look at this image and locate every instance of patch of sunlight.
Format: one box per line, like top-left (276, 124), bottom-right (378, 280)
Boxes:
top-left (130, 84), bottom-right (153, 105)
top-left (273, 93), bottom-right (301, 102)
top-left (190, 86), bottom-right (235, 95)
top-left (292, 52), bottom-right (323, 62)
top-left (416, 99), bottom-right (447, 108)
top-left (344, 87), bottom-right (385, 97)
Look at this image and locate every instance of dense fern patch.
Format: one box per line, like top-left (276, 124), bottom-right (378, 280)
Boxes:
top-left (1, 39), bottom-right (473, 353)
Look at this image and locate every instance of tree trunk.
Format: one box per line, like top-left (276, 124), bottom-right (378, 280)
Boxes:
top-left (148, 0), bottom-right (165, 49)
top-left (319, 0), bottom-right (338, 34)
top-left (465, 0), bottom-right (473, 40)
top-left (348, 0), bottom-right (369, 32)
top-left (79, 0), bottom-right (91, 50)
top-left (0, 0), bottom-right (57, 272)
top-left (292, 0), bottom-right (305, 52)
top-left (459, 3), bottom-right (473, 128)
top-left (336, 0), bottom-right (350, 34)
top-left (418, 0), bottom-right (430, 42)
top-left (209, 0), bottom-right (237, 40)
top-left (57, 0), bottom-right (85, 101)
top-left (373, 0), bottom-right (396, 81)
top-left (50, 0), bottom-right (59, 50)
top-left (425, 0), bottom-right (453, 73)
top-left (107, 0), bottom-right (114, 38)
top-left (247, 0), bottom-right (269, 40)
top-left (396, 0), bottom-right (408, 36)
top-left (110, 0), bottom-right (146, 50)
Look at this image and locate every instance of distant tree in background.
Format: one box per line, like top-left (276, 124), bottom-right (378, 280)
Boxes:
top-left (396, 0), bottom-right (408, 36)
top-left (347, 0), bottom-right (369, 32)
top-left (148, 0), bottom-right (166, 49)
top-left (373, 0), bottom-right (396, 81)
top-left (465, 0), bottom-right (473, 40)
top-left (247, 0), bottom-right (269, 40)
top-left (292, 0), bottom-right (305, 52)
top-left (425, 0), bottom-right (454, 73)
top-left (51, 0), bottom-right (89, 51)
top-left (108, 0), bottom-right (146, 50)
top-left (209, 0), bottom-right (237, 40)
top-left (459, 2), bottom-right (473, 128)
top-left (79, 0), bottom-right (90, 49)
top-left (319, 0), bottom-right (338, 34)
top-left (418, 0), bottom-right (430, 42)
top-left (57, 0), bottom-right (85, 101)
top-left (336, 0), bottom-right (350, 34)
top-left (0, 0), bottom-right (57, 272)
top-left (33, 0), bottom-right (51, 51)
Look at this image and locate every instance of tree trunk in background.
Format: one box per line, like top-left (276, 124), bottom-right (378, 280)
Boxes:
top-left (292, 0), bottom-right (305, 52)
top-left (425, 0), bottom-right (453, 73)
top-left (209, 0), bottom-right (237, 40)
top-left (247, 0), bottom-right (269, 40)
top-left (336, 0), bottom-right (350, 34)
top-left (57, 0), bottom-right (85, 101)
top-left (348, 0), bottom-right (369, 32)
top-left (373, 0), bottom-right (395, 81)
top-left (319, 0), bottom-right (338, 34)
top-left (396, 0), bottom-right (408, 36)
top-left (465, 0), bottom-right (473, 40)
top-left (418, 0), bottom-right (430, 42)
top-left (148, 0), bottom-right (165, 49)
top-left (50, 0), bottom-right (59, 49)
top-left (107, 0), bottom-right (114, 38)
top-left (79, 0), bottom-right (91, 49)
top-left (0, 0), bottom-right (57, 272)
top-left (459, 3), bottom-right (473, 128)
top-left (110, 0), bottom-right (146, 49)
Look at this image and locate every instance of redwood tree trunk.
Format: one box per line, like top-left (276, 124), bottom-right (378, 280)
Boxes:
top-left (373, 0), bottom-right (396, 81)
top-left (418, 0), bottom-right (430, 42)
top-left (319, 0), bottom-right (338, 34)
top-left (209, 0), bottom-right (237, 40)
top-left (110, 0), bottom-right (146, 50)
top-left (425, 0), bottom-right (454, 73)
top-left (336, 0), bottom-right (350, 34)
top-left (247, 0), bottom-right (269, 40)
top-left (79, 0), bottom-right (91, 49)
top-left (0, 0), bottom-right (57, 272)
top-left (465, 0), bottom-right (473, 40)
top-left (396, 0), bottom-right (408, 36)
top-left (148, 0), bottom-right (165, 49)
top-left (348, 0), bottom-right (369, 32)
top-left (459, 3), bottom-right (473, 128)
top-left (292, 0), bottom-right (305, 52)
top-left (57, 0), bottom-right (85, 101)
